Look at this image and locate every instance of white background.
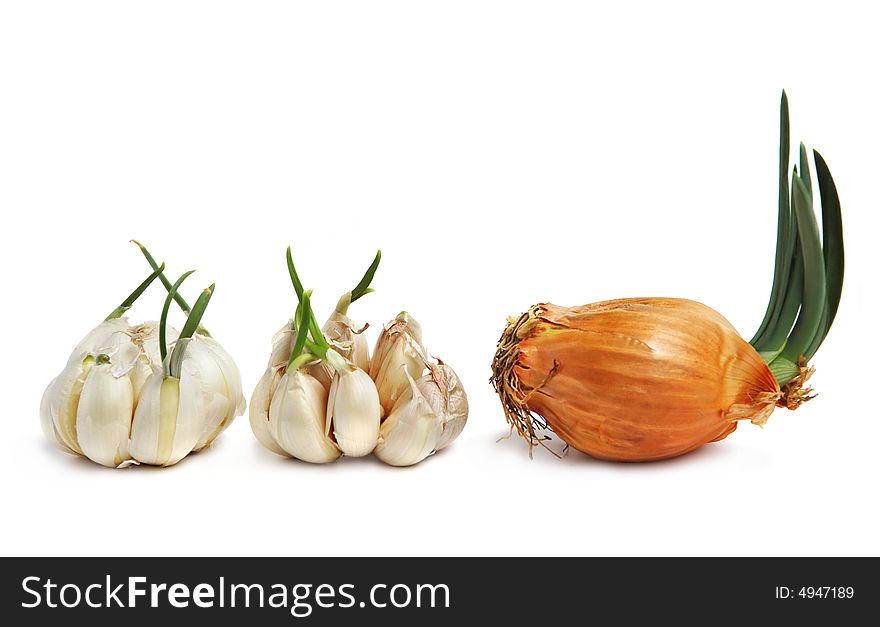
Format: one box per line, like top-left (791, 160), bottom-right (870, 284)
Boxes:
top-left (1, 1), bottom-right (877, 557)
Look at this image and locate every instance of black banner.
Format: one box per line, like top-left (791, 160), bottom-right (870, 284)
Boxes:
top-left (1, 558), bottom-right (875, 624)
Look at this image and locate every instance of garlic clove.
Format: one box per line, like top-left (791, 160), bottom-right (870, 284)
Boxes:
top-left (75, 360), bottom-right (134, 467)
top-left (65, 318), bottom-right (130, 366)
top-left (323, 311), bottom-right (371, 372)
top-left (129, 368), bottom-right (163, 464)
top-left (269, 370), bottom-right (340, 464)
top-left (165, 362), bottom-right (208, 465)
top-left (50, 356), bottom-right (97, 456)
top-left (327, 361), bottom-right (381, 457)
top-left (370, 312), bottom-right (428, 413)
top-left (307, 361), bottom-right (334, 391)
top-left (189, 335), bottom-right (246, 451)
top-left (268, 320), bottom-right (295, 368)
top-left (126, 321), bottom-right (175, 398)
top-left (419, 361), bottom-right (469, 451)
top-left (130, 366), bottom-right (206, 467)
top-left (374, 373), bottom-right (442, 467)
top-left (249, 366), bottom-right (287, 456)
top-left (40, 374), bottom-right (76, 455)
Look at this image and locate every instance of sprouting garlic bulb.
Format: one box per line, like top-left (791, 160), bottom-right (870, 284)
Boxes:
top-left (41, 319), bottom-right (245, 468)
top-left (249, 248), bottom-right (467, 466)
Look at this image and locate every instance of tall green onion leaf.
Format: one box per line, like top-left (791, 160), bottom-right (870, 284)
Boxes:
top-left (798, 143), bottom-right (813, 203)
top-left (105, 262), bottom-right (165, 321)
top-left (803, 150), bottom-right (844, 359)
top-left (755, 237), bottom-right (802, 353)
top-left (751, 91), bottom-right (792, 346)
top-left (780, 175), bottom-right (826, 363)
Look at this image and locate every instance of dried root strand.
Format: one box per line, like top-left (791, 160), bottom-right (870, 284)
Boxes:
top-left (490, 307), bottom-right (560, 458)
top-left (778, 358), bottom-right (816, 410)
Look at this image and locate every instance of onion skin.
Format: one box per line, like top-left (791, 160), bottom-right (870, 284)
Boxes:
top-left (493, 298), bottom-right (781, 462)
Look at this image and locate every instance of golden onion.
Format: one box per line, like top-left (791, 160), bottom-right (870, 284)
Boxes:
top-left (491, 92), bottom-right (844, 462)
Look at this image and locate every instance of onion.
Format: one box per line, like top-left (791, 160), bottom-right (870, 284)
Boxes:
top-left (493, 299), bottom-right (779, 461)
top-left (491, 91), bottom-right (844, 462)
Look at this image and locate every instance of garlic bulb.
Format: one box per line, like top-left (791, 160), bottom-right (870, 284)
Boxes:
top-left (250, 247), bottom-right (467, 467)
top-left (40, 247), bottom-right (245, 468)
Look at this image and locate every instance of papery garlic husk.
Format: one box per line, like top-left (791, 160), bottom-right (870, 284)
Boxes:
top-left (492, 299), bottom-right (781, 462)
top-left (189, 335), bottom-right (247, 451)
top-left (418, 361), bottom-right (469, 451)
top-left (129, 361), bottom-right (207, 467)
top-left (309, 311), bottom-right (371, 388)
top-left (327, 353), bottom-right (382, 457)
top-left (374, 373), bottom-right (442, 467)
top-left (323, 311), bottom-right (371, 371)
top-left (267, 320), bottom-right (295, 369)
top-left (249, 365), bottom-right (288, 456)
top-left (370, 312), bottom-right (428, 413)
top-left (39, 319), bottom-right (179, 466)
top-left (268, 370), bottom-right (341, 463)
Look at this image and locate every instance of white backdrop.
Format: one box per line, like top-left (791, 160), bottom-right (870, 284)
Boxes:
top-left (1, 1), bottom-right (877, 556)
